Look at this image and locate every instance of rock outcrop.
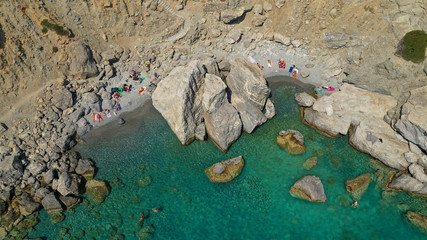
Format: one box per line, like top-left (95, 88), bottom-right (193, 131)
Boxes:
top-left (276, 130), bottom-right (306, 154)
top-left (205, 156), bottom-right (245, 183)
top-left (303, 84), bottom-right (397, 136)
top-left (57, 172), bottom-right (81, 196)
top-left (289, 176), bottom-right (327, 202)
top-left (42, 193), bottom-right (63, 214)
top-left (67, 41), bottom-right (98, 79)
top-left (345, 173), bottom-right (371, 200)
top-left (152, 60), bottom-right (206, 145)
top-left (395, 86), bottom-right (427, 152)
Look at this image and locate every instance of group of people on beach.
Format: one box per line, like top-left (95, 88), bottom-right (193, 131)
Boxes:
top-left (89, 70), bottom-right (159, 125)
top-left (250, 56), bottom-right (300, 82)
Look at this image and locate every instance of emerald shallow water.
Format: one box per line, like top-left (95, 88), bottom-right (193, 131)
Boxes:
top-left (29, 80), bottom-right (427, 239)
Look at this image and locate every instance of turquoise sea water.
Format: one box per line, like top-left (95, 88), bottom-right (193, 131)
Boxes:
top-left (29, 79), bottom-right (427, 239)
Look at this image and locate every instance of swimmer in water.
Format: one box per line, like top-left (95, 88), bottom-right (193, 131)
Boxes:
top-left (137, 212), bottom-right (144, 223)
top-left (351, 200), bottom-right (358, 207)
top-left (152, 208), bottom-right (159, 213)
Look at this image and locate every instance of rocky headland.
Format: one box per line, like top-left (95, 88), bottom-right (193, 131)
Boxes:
top-left (0, 0), bottom-right (426, 237)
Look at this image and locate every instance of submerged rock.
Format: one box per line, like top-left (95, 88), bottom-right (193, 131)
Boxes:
top-left (345, 173), bottom-right (371, 200)
top-left (205, 156), bottom-right (245, 183)
top-left (42, 193), bottom-right (63, 214)
top-left (406, 211), bottom-right (427, 233)
top-left (85, 179), bottom-right (110, 204)
top-left (303, 157), bottom-right (318, 170)
top-left (135, 176), bottom-right (153, 188)
top-left (289, 175), bottom-right (327, 202)
top-left (276, 130), bottom-right (306, 154)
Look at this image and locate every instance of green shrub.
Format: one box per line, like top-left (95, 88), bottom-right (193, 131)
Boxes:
top-left (41, 19), bottom-right (53, 28)
top-left (52, 24), bottom-right (69, 36)
top-left (41, 19), bottom-right (69, 36)
top-left (396, 30), bottom-right (427, 63)
top-left (52, 46), bottom-right (58, 53)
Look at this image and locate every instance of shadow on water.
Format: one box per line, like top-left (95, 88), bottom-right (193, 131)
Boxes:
top-left (0, 23), bottom-right (5, 49)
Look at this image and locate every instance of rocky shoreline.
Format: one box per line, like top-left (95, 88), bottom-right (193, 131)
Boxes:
top-left (0, 0), bottom-right (426, 237)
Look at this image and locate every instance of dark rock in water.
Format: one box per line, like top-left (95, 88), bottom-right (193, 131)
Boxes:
top-left (59, 195), bottom-right (80, 209)
top-left (118, 118), bottom-right (126, 125)
top-left (85, 179), bottom-right (110, 204)
top-left (51, 212), bottom-right (65, 224)
top-left (289, 175), bottom-right (327, 202)
top-left (345, 173), bottom-right (371, 200)
top-left (135, 176), bottom-right (152, 188)
top-left (42, 193), bottom-right (63, 214)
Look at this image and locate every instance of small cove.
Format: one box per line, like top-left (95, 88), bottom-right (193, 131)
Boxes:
top-left (28, 77), bottom-right (427, 239)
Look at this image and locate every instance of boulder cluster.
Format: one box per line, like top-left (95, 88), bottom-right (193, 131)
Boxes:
top-left (152, 57), bottom-right (276, 152)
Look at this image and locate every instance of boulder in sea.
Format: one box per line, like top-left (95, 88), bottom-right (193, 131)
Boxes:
top-left (152, 60), bottom-right (206, 145)
top-left (303, 157), bottom-right (318, 170)
top-left (205, 156), bottom-right (245, 183)
top-left (345, 173), bottom-right (371, 200)
top-left (203, 74), bottom-right (242, 152)
top-left (85, 179), bottom-right (110, 204)
top-left (118, 118), bottom-right (126, 125)
top-left (42, 193), bottom-right (63, 214)
top-left (406, 211), bottom-right (427, 233)
top-left (388, 172), bottom-right (424, 193)
top-left (264, 98), bottom-right (276, 119)
top-left (59, 195), bottom-right (81, 209)
top-left (50, 212), bottom-right (65, 224)
top-left (57, 172), bottom-right (81, 196)
top-left (276, 130), bottom-right (306, 154)
top-left (75, 158), bottom-right (96, 179)
top-left (289, 175), bottom-right (327, 202)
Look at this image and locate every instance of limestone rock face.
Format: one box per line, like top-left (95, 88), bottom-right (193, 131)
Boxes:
top-left (264, 98), bottom-right (276, 119)
top-left (395, 86), bottom-right (427, 152)
top-left (295, 92), bottom-right (315, 107)
top-left (204, 104), bottom-right (242, 152)
top-left (202, 74), bottom-right (227, 114)
top-left (231, 94), bottom-right (266, 133)
top-left (52, 88), bottom-right (74, 110)
top-left (349, 118), bottom-right (410, 170)
top-left (205, 156), bottom-right (245, 182)
top-left (276, 130), bottom-right (306, 154)
top-left (408, 163), bottom-right (427, 183)
top-left (42, 193), bottom-right (63, 214)
top-left (303, 83), bottom-right (397, 136)
top-left (345, 173), bottom-right (371, 200)
top-left (85, 179), bottom-right (110, 204)
top-left (289, 176), bottom-right (327, 202)
top-left (152, 60), bottom-right (206, 145)
top-left (388, 172), bottom-right (424, 193)
top-left (68, 41), bottom-right (98, 79)
top-left (227, 58), bottom-right (271, 111)
top-left (57, 172), bottom-right (81, 196)
top-left (406, 211), bottom-right (427, 233)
